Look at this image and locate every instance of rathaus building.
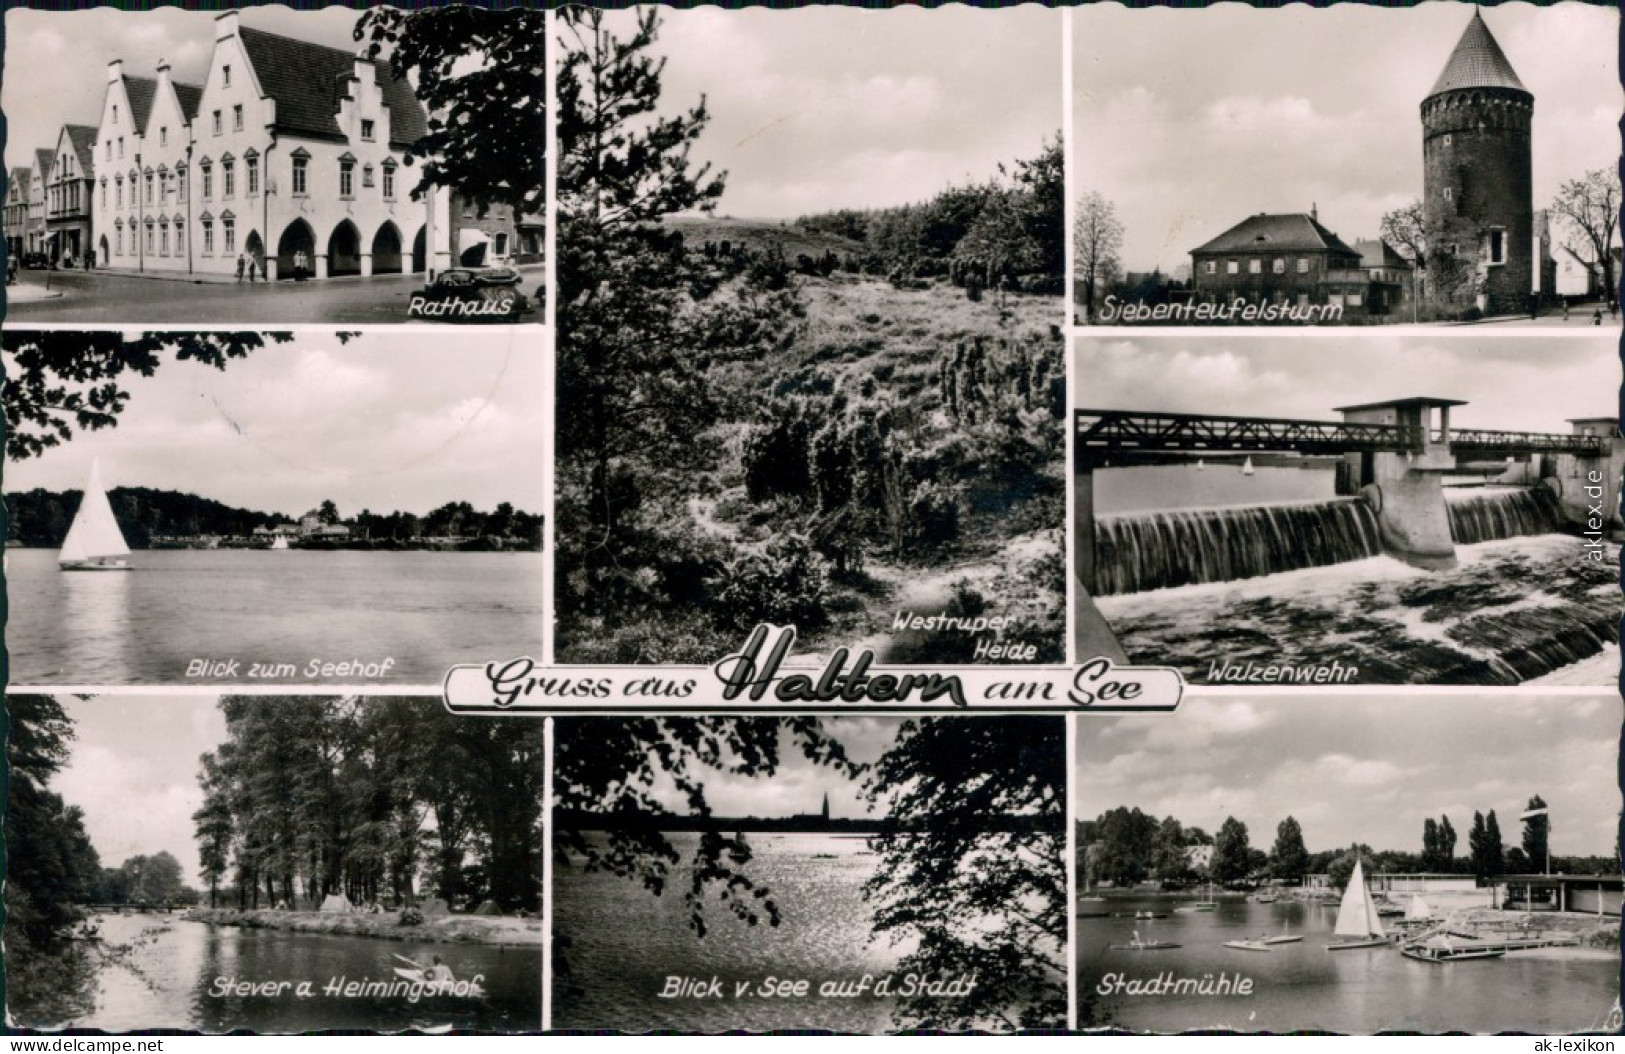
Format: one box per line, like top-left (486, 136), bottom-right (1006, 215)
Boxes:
top-left (91, 12), bottom-right (522, 281)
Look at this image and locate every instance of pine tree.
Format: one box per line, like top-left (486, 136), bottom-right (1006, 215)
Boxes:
top-left (553, 9), bottom-right (802, 642)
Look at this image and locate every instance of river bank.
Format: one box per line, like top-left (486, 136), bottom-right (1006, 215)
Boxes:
top-left (181, 908), bottom-right (542, 947)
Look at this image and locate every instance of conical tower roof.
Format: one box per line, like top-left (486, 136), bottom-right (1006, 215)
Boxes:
top-left (1429, 9), bottom-right (1528, 97)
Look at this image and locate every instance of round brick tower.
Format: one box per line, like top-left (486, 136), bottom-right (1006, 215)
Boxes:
top-left (1421, 9), bottom-right (1533, 315)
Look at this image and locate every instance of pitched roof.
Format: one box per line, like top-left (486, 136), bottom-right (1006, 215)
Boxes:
top-left (34, 148), bottom-right (54, 178)
top-left (9, 166), bottom-right (33, 201)
top-left (237, 26), bottom-right (427, 148)
top-left (1191, 213), bottom-right (1362, 258)
top-left (1354, 238), bottom-right (1413, 269)
top-left (63, 125), bottom-right (98, 173)
top-left (1429, 9), bottom-right (1528, 96)
top-left (173, 82), bottom-right (204, 122)
top-left (122, 75), bottom-right (158, 133)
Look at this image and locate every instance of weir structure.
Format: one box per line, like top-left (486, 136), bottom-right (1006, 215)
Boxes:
top-left (1071, 400), bottom-right (1621, 658)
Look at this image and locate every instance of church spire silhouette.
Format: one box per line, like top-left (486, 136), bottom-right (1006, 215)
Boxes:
top-left (821, 792), bottom-right (830, 823)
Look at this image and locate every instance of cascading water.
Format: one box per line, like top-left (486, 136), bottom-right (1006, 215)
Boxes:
top-left (1094, 498), bottom-right (1382, 595)
top-left (1446, 487), bottom-right (1562, 545)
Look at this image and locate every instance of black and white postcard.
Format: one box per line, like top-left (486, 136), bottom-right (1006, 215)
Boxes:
top-left (1, 0), bottom-right (1620, 1040)
top-left (1077, 692), bottom-right (1621, 1034)
top-left (4, 329), bottom-right (546, 685)
top-left (4, 6), bottom-right (545, 325)
top-left (1072, 3), bottom-right (1620, 327)
top-left (552, 715), bottom-right (1066, 1032)
top-left (3, 693), bottom-right (544, 1031)
top-left (1073, 333), bottom-right (1621, 685)
top-left (553, 6), bottom-right (1067, 667)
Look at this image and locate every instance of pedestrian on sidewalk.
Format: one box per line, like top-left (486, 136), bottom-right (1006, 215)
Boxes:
top-left (236, 254), bottom-right (246, 283)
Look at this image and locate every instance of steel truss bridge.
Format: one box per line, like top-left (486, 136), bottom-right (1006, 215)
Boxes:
top-left (1074, 410), bottom-right (1608, 462)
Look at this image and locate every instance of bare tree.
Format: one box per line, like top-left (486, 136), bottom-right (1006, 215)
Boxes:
top-left (1380, 199), bottom-right (1428, 268)
top-left (1073, 191), bottom-right (1123, 322)
top-left (1550, 168), bottom-right (1621, 305)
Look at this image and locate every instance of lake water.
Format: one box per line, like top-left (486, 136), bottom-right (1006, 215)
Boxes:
top-left (553, 833), bottom-right (905, 1032)
top-left (33, 912), bottom-right (540, 1032)
top-left (5, 549), bottom-right (543, 685)
top-left (1078, 896), bottom-right (1619, 1033)
top-left (1094, 464), bottom-right (1336, 515)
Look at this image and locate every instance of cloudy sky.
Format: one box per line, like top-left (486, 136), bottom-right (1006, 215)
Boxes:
top-left (1073, 333), bottom-right (1617, 433)
top-left (1078, 693), bottom-right (1620, 857)
top-left (4, 7), bottom-right (364, 170)
top-left (5, 331), bottom-right (546, 519)
top-left (1074, 3), bottom-right (1620, 274)
top-left (56, 694), bottom-right (228, 884)
top-left (606, 5), bottom-right (1060, 219)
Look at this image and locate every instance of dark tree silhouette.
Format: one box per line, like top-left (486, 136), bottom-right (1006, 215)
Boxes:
top-left (1271, 816), bottom-right (1309, 881)
top-left (5, 696), bottom-right (103, 1026)
top-left (1211, 817), bottom-right (1252, 884)
top-left (553, 9), bottom-right (803, 656)
top-left (862, 717), bottom-right (1066, 1030)
top-left (3, 332), bottom-right (297, 461)
top-left (355, 7), bottom-right (546, 217)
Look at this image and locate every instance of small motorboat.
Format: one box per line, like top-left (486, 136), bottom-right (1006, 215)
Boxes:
top-left (1110, 930), bottom-right (1180, 951)
top-left (1223, 939), bottom-right (1273, 952)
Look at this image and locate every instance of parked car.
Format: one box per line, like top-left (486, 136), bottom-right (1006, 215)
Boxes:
top-left (410, 268), bottom-right (533, 322)
top-left (21, 252), bottom-right (50, 270)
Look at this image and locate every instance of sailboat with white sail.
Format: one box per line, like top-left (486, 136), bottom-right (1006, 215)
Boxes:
top-left (1324, 859), bottom-right (1389, 950)
top-left (59, 461), bottom-right (132, 572)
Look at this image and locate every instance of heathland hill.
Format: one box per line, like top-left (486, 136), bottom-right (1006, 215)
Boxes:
top-left (666, 216), bottom-right (865, 261)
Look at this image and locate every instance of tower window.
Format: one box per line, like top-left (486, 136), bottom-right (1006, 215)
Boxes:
top-left (1443, 134), bottom-right (1452, 147)
top-left (1486, 228), bottom-right (1506, 266)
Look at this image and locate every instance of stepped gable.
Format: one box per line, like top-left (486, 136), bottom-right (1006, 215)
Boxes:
top-left (1428, 9), bottom-right (1528, 97)
top-left (237, 25), bottom-right (428, 149)
top-left (172, 82), bottom-right (204, 122)
top-left (64, 125), bottom-right (98, 171)
top-left (121, 75), bottom-right (158, 132)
